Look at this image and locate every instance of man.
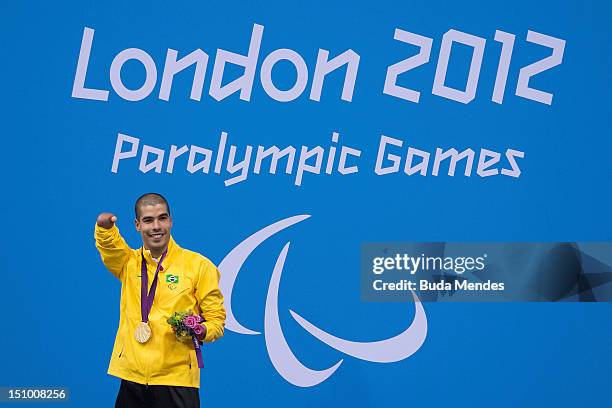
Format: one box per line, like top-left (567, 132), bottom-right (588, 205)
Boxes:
top-left (95, 193), bottom-right (225, 408)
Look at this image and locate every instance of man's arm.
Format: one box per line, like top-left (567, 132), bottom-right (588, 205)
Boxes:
top-left (195, 260), bottom-right (226, 343)
top-left (94, 213), bottom-right (131, 281)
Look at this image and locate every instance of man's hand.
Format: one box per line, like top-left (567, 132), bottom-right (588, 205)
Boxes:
top-left (97, 213), bottom-right (117, 229)
top-left (196, 324), bottom-right (207, 343)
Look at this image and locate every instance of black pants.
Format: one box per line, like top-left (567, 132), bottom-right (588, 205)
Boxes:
top-left (115, 379), bottom-right (200, 408)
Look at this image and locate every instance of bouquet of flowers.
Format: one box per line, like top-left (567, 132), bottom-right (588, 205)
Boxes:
top-left (167, 310), bottom-right (205, 343)
top-left (167, 310), bottom-right (206, 368)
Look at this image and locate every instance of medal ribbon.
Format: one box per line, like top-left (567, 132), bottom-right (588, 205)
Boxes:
top-left (140, 250), bottom-right (167, 323)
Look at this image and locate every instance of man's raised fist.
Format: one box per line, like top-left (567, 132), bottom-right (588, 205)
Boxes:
top-left (97, 213), bottom-right (117, 229)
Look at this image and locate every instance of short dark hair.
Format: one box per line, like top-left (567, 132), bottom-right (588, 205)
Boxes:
top-left (135, 193), bottom-right (171, 219)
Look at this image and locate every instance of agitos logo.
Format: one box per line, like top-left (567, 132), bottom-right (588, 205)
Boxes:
top-left (218, 215), bottom-right (428, 387)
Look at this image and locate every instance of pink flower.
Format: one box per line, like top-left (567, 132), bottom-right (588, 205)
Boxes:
top-left (193, 324), bottom-right (204, 335)
top-left (184, 315), bottom-right (197, 329)
top-left (194, 315), bottom-right (203, 323)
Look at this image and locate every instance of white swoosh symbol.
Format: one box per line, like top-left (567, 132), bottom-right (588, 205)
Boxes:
top-left (289, 290), bottom-right (427, 363)
top-left (218, 215), bottom-right (428, 387)
top-left (219, 215), bottom-right (310, 335)
top-left (265, 243), bottom-right (343, 387)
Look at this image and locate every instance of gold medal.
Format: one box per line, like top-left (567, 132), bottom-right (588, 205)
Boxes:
top-left (135, 321), bottom-right (152, 343)
top-left (136, 250), bottom-right (166, 345)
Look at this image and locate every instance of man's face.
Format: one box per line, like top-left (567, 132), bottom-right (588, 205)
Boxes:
top-left (135, 203), bottom-right (173, 254)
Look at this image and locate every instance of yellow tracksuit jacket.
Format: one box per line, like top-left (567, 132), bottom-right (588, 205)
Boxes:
top-left (94, 224), bottom-right (225, 388)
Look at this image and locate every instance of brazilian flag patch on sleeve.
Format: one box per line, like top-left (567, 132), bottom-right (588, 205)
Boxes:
top-left (166, 274), bottom-right (179, 284)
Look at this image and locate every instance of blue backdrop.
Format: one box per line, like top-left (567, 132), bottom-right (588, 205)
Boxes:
top-left (1, 1), bottom-right (611, 407)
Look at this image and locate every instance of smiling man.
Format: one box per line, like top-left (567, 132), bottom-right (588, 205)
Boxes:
top-left (94, 193), bottom-right (225, 408)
